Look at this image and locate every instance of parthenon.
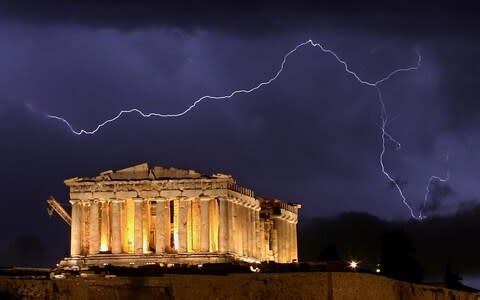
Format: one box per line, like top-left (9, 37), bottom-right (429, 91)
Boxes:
top-left (59, 163), bottom-right (300, 269)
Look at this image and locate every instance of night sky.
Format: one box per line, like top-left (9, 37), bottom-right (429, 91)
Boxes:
top-left (0, 0), bottom-right (479, 284)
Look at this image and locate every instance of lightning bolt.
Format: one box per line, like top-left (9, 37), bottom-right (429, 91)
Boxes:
top-left (419, 151), bottom-right (450, 219)
top-left (46, 39), bottom-right (447, 219)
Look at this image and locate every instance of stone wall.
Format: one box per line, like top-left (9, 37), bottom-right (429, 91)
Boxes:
top-left (1, 272), bottom-right (478, 300)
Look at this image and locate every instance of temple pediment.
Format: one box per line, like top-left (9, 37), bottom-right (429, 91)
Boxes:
top-left (152, 165), bottom-right (202, 179)
top-left (65, 163), bottom-right (211, 183)
top-left (109, 163), bottom-right (151, 180)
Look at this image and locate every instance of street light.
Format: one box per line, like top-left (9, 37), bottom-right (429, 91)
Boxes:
top-left (349, 260), bottom-right (359, 270)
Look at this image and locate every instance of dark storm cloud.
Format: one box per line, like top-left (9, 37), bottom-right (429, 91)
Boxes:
top-left (299, 204), bottom-right (480, 280)
top-left (0, 15), bottom-right (476, 220)
top-left (0, 1), bottom-right (478, 36)
top-left (420, 182), bottom-right (455, 214)
top-left (441, 48), bottom-right (480, 131)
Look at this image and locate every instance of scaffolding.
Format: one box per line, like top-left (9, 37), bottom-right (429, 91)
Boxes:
top-left (46, 196), bottom-right (71, 226)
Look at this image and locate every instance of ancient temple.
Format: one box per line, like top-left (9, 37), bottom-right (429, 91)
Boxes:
top-left (59, 163), bottom-right (300, 269)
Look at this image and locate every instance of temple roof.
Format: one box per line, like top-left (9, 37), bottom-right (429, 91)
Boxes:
top-left (65, 163), bottom-right (232, 183)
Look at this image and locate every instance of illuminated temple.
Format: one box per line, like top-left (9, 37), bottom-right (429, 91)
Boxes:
top-left (59, 163), bottom-right (300, 269)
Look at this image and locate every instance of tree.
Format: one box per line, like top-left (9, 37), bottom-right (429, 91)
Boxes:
top-left (9, 234), bottom-right (46, 267)
top-left (380, 229), bottom-right (423, 283)
top-left (444, 263), bottom-right (462, 289)
top-left (317, 244), bottom-right (340, 261)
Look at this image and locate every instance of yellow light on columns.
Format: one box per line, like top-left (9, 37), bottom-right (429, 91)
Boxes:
top-left (100, 200), bottom-right (110, 252)
top-left (173, 232), bottom-right (179, 250)
top-left (173, 199), bottom-right (179, 250)
top-left (143, 239), bottom-right (150, 253)
top-left (126, 199), bottom-right (135, 253)
top-left (143, 201), bottom-right (151, 254)
top-left (100, 243), bottom-right (109, 252)
top-left (209, 199), bottom-right (219, 252)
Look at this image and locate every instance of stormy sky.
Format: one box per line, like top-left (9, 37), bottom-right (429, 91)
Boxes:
top-left (0, 0), bottom-right (479, 279)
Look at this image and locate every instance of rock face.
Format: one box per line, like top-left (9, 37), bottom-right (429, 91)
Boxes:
top-left (1, 272), bottom-right (479, 300)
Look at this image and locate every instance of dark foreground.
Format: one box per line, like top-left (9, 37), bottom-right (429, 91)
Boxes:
top-left (1, 270), bottom-right (479, 300)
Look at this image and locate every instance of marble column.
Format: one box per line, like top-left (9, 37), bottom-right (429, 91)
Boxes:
top-left (289, 221), bottom-right (294, 262)
top-left (200, 196), bottom-right (210, 252)
top-left (209, 199), bottom-right (219, 252)
top-left (234, 202), bottom-right (240, 255)
top-left (88, 200), bottom-right (100, 255)
top-left (245, 205), bottom-right (250, 257)
top-left (70, 200), bottom-right (82, 256)
top-left (134, 198), bottom-right (143, 254)
top-left (190, 199), bottom-right (201, 252)
top-left (292, 221), bottom-right (298, 262)
top-left (283, 219), bottom-right (289, 263)
top-left (186, 199), bottom-right (193, 252)
top-left (233, 201), bottom-right (242, 256)
top-left (81, 202), bottom-right (89, 255)
top-left (178, 196), bottom-right (188, 252)
top-left (283, 219), bottom-right (288, 263)
top-left (249, 208), bottom-right (255, 257)
top-left (278, 219), bottom-right (285, 263)
top-left (111, 200), bottom-right (122, 254)
top-left (155, 198), bottom-right (167, 254)
top-left (245, 205), bottom-right (249, 256)
top-left (241, 204), bottom-right (248, 256)
top-left (143, 200), bottom-right (151, 253)
top-left (232, 199), bottom-right (242, 255)
top-left (227, 199), bottom-right (234, 253)
top-left (218, 197), bottom-right (228, 253)
top-left (119, 200), bottom-right (127, 253)
top-left (286, 220), bottom-right (291, 263)
top-left (271, 219), bottom-right (279, 262)
top-left (282, 218), bottom-right (287, 263)
top-left (255, 208), bottom-right (261, 260)
top-left (265, 221), bottom-right (272, 260)
top-left (100, 200), bottom-right (110, 252)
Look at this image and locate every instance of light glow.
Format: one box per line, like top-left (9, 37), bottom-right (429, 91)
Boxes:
top-left (349, 260), bottom-right (359, 270)
top-left (250, 265), bottom-right (261, 273)
top-left (100, 244), bottom-right (109, 252)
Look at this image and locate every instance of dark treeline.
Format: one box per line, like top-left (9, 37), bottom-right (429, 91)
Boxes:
top-left (298, 202), bottom-right (480, 281)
